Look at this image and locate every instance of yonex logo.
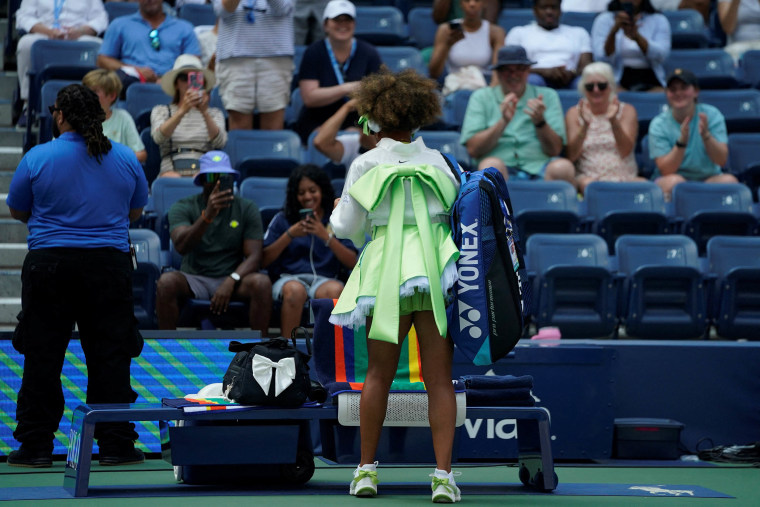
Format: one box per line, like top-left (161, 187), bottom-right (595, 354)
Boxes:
top-left (458, 300), bottom-right (482, 338)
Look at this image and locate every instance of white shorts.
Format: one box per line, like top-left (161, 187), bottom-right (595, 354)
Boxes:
top-left (216, 56), bottom-right (293, 114)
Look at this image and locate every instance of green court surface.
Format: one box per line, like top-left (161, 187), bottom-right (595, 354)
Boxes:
top-left (2, 459), bottom-right (759, 506)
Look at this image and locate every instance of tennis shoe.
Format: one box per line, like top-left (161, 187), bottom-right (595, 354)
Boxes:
top-left (350, 462), bottom-right (379, 497)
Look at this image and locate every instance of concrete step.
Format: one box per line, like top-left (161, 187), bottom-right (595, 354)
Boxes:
top-left (0, 19), bottom-right (8, 44)
top-left (0, 145), bottom-right (22, 169)
top-left (0, 127), bottom-right (23, 148)
top-left (0, 218), bottom-right (27, 243)
top-left (0, 169), bottom-right (13, 192)
top-left (0, 71), bottom-right (18, 101)
top-left (0, 98), bottom-right (12, 127)
top-left (0, 297), bottom-right (21, 327)
top-left (0, 243), bottom-right (26, 267)
top-left (1, 192), bottom-right (9, 216)
top-left (0, 269), bottom-right (20, 297)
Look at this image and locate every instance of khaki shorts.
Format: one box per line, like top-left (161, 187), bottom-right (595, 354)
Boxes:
top-left (216, 56), bottom-right (293, 114)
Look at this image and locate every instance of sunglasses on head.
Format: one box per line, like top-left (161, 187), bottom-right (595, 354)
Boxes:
top-left (149, 29), bottom-right (160, 51)
top-left (584, 81), bottom-right (609, 92)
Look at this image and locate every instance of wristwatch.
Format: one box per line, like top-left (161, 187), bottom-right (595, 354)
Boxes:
top-left (229, 272), bottom-right (241, 282)
top-left (675, 140), bottom-right (687, 149)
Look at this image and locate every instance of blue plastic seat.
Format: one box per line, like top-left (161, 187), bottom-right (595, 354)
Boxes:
top-left (140, 127), bottom-right (161, 187)
top-left (497, 9), bottom-right (534, 35)
top-left (508, 180), bottom-right (582, 251)
top-left (225, 130), bottom-right (303, 179)
top-left (284, 87), bottom-right (303, 131)
top-left (125, 83), bottom-right (171, 132)
top-left (239, 176), bottom-right (288, 210)
top-left (561, 11), bottom-right (597, 35)
top-left (615, 234), bottom-right (708, 339)
top-left (672, 182), bottom-right (757, 255)
top-left (698, 90), bottom-right (760, 134)
top-left (617, 92), bottom-right (668, 139)
top-left (663, 9), bottom-right (710, 48)
top-left (150, 177), bottom-right (199, 249)
top-left (377, 46), bottom-right (426, 75)
top-left (727, 133), bottom-right (760, 200)
top-left (177, 3), bottom-right (216, 26)
top-left (739, 50), bottom-right (760, 89)
top-left (664, 49), bottom-right (740, 89)
top-left (417, 130), bottom-right (471, 169)
top-left (706, 236), bottom-right (760, 339)
top-left (355, 6), bottom-right (407, 46)
top-left (38, 79), bottom-right (78, 144)
top-left (442, 88), bottom-right (473, 129)
top-left (129, 228), bottom-right (163, 329)
top-left (407, 7), bottom-right (438, 48)
top-left (304, 129), bottom-right (350, 178)
top-left (584, 181), bottom-right (669, 254)
top-left (104, 1), bottom-right (139, 21)
top-left (525, 233), bottom-right (618, 338)
top-left (556, 89), bottom-right (581, 114)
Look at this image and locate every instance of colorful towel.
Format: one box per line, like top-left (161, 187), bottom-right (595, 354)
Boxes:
top-left (162, 397), bottom-right (257, 413)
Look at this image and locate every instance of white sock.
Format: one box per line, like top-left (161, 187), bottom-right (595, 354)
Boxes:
top-left (434, 468), bottom-right (454, 483)
top-left (357, 462), bottom-right (377, 472)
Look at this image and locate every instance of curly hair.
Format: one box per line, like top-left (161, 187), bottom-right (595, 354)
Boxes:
top-left (351, 67), bottom-right (441, 133)
top-left (284, 164), bottom-right (336, 225)
top-left (56, 84), bottom-right (112, 162)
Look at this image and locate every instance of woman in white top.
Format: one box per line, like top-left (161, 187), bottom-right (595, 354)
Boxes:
top-left (428, 0), bottom-right (505, 84)
top-left (718, 0), bottom-right (760, 61)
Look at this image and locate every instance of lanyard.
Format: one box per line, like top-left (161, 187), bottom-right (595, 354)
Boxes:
top-left (53, 0), bottom-right (66, 28)
top-left (324, 38), bottom-right (356, 86)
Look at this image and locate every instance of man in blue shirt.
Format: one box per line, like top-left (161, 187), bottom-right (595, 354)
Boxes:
top-left (6, 84), bottom-right (149, 468)
top-left (97, 0), bottom-right (200, 94)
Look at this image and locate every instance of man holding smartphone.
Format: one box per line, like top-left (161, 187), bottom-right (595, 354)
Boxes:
top-left (156, 151), bottom-right (273, 333)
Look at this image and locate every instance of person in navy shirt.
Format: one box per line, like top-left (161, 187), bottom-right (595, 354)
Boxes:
top-left (6, 84), bottom-right (149, 468)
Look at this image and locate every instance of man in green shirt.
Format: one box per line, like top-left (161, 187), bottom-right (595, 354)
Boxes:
top-left (156, 151), bottom-right (272, 333)
top-left (460, 45), bottom-right (575, 185)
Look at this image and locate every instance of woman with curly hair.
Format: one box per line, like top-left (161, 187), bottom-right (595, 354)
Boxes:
top-left (329, 69), bottom-right (462, 502)
top-left (262, 164), bottom-right (358, 339)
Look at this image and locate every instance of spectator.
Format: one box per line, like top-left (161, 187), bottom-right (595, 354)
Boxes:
top-left (505, 0), bottom-right (592, 89)
top-left (296, 0), bottom-right (381, 143)
top-left (151, 54), bottom-right (227, 179)
top-left (591, 0), bottom-right (671, 92)
top-left (433, 0), bottom-right (500, 24)
top-left (6, 84), bottom-right (148, 468)
top-left (428, 0), bottom-right (505, 89)
top-left (718, 0), bottom-right (760, 61)
top-left (82, 69), bottom-right (147, 163)
top-left (155, 151), bottom-right (273, 333)
top-left (460, 45), bottom-right (575, 184)
top-left (313, 98), bottom-right (377, 167)
top-left (648, 69), bottom-right (735, 200)
top-left (262, 165), bottom-right (357, 338)
top-left (294, 0), bottom-right (329, 45)
top-left (651, 1), bottom-right (709, 24)
top-left (196, 20), bottom-right (219, 70)
top-left (14, 0), bottom-right (107, 126)
top-left (98, 0), bottom-right (201, 93)
top-left (214, 0), bottom-right (294, 130)
top-left (562, 0), bottom-right (610, 12)
top-left (565, 62), bottom-right (643, 194)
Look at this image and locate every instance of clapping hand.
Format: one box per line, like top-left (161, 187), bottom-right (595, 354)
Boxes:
top-left (524, 94), bottom-right (547, 126)
top-left (678, 115), bottom-right (692, 146)
top-left (698, 112), bottom-right (709, 139)
top-left (578, 98), bottom-right (594, 125)
top-left (500, 93), bottom-right (519, 124)
top-left (605, 96), bottom-right (621, 121)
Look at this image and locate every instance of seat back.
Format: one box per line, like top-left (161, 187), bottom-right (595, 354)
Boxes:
top-left (355, 6), bottom-right (407, 46)
top-left (526, 233), bottom-right (609, 272)
top-left (126, 83), bottom-right (171, 132)
top-left (284, 87), bottom-right (303, 130)
top-left (225, 130), bottom-right (303, 179)
top-left (377, 46), bottom-right (426, 75)
top-left (664, 8), bottom-right (709, 48)
top-left (150, 177), bottom-right (199, 219)
top-left (239, 177), bottom-right (288, 210)
top-left (177, 3), bottom-right (216, 26)
top-left (707, 236), bottom-right (760, 278)
top-left (672, 182), bottom-right (754, 218)
top-left (727, 133), bottom-right (760, 198)
top-left (617, 91), bottom-right (668, 138)
top-left (417, 130), bottom-right (471, 169)
top-left (664, 49), bottom-right (740, 89)
top-left (129, 228), bottom-right (162, 329)
top-left (616, 234), bottom-right (700, 275)
top-left (442, 88), bottom-right (473, 129)
top-left (698, 90), bottom-right (760, 133)
top-left (129, 228), bottom-right (163, 267)
top-left (304, 129), bottom-right (351, 178)
top-left (104, 1), bottom-right (139, 21)
top-left (740, 50), bottom-right (760, 88)
top-left (39, 79), bottom-right (78, 144)
top-left (557, 89), bottom-right (581, 114)
top-left (508, 180), bottom-right (581, 248)
top-left (562, 11), bottom-right (597, 34)
top-left (407, 7), bottom-right (438, 48)
top-left (497, 8), bottom-right (534, 35)
top-left (140, 127), bottom-right (161, 187)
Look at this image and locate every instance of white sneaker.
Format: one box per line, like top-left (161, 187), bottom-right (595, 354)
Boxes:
top-left (350, 462), bottom-right (379, 497)
top-left (431, 470), bottom-right (461, 503)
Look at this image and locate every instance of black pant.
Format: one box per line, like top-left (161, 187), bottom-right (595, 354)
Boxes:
top-left (13, 248), bottom-right (142, 453)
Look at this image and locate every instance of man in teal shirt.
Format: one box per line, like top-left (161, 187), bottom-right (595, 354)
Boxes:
top-left (460, 45), bottom-right (575, 184)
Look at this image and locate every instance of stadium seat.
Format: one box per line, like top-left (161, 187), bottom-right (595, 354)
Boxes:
top-left (140, 127), bottom-right (161, 187)
top-left (304, 129), bottom-right (349, 178)
top-left (617, 91), bottom-right (667, 138)
top-left (417, 130), bottom-right (471, 169)
top-left (38, 79), bottom-right (78, 145)
top-left (672, 182), bottom-right (757, 255)
top-left (706, 236), bottom-right (760, 339)
top-left (562, 11), bottom-right (597, 35)
top-left (739, 50), bottom-right (760, 89)
top-left (150, 177), bottom-right (199, 249)
top-left (177, 3), bottom-right (216, 26)
top-left (129, 228), bottom-right (163, 329)
top-left (442, 88), bottom-right (473, 129)
top-left (125, 83), bottom-right (171, 132)
top-left (663, 9), bottom-right (710, 49)
top-left (584, 181), bottom-right (669, 254)
top-left (525, 233), bottom-right (618, 338)
top-left (331, 178), bottom-right (346, 198)
top-left (25, 39), bottom-right (100, 151)
top-left (407, 7), bottom-right (438, 48)
top-left (698, 89), bottom-right (760, 134)
top-left (636, 134), bottom-right (657, 180)
top-left (556, 89), bottom-right (581, 114)
top-left (664, 49), bottom-right (740, 89)
top-left (225, 130), bottom-right (303, 179)
top-left (104, 1), bottom-right (139, 21)
top-left (284, 87), bottom-right (303, 131)
top-left (497, 9), bottom-right (534, 35)
top-left (377, 46), bottom-right (427, 75)
top-left (615, 234), bottom-right (708, 339)
top-left (239, 176), bottom-right (288, 210)
top-left (508, 180), bottom-right (582, 251)
top-left (727, 133), bottom-right (760, 201)
top-left (355, 6), bottom-right (407, 46)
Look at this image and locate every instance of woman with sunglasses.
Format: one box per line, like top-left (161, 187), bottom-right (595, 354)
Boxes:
top-left (151, 54), bottom-right (227, 179)
top-left (565, 62), bottom-right (643, 194)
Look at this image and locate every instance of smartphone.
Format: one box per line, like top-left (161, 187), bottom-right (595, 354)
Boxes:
top-left (299, 208), bottom-right (314, 220)
top-left (187, 70), bottom-right (204, 91)
top-left (219, 174), bottom-right (235, 192)
top-left (621, 1), bottom-right (634, 18)
top-left (448, 21), bottom-right (462, 31)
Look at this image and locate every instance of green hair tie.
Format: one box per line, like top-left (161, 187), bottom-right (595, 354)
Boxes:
top-left (358, 114), bottom-right (371, 135)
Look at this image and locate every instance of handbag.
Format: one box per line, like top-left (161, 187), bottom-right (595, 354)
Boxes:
top-left (165, 105), bottom-right (203, 177)
top-left (222, 331), bottom-right (313, 407)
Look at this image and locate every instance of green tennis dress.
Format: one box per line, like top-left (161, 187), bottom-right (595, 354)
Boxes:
top-left (330, 163), bottom-right (460, 344)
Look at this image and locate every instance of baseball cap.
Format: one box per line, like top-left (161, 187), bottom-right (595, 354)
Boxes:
top-left (323, 0), bottom-right (355, 21)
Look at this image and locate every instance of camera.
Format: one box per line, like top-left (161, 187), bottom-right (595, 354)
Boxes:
top-left (448, 21), bottom-right (462, 31)
top-left (299, 208), bottom-right (314, 220)
top-left (187, 71), bottom-right (204, 91)
top-left (219, 174), bottom-right (235, 192)
top-left (621, 1), bottom-right (634, 18)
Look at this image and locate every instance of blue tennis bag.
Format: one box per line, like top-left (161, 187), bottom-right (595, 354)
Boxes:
top-left (442, 155), bottom-right (530, 365)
